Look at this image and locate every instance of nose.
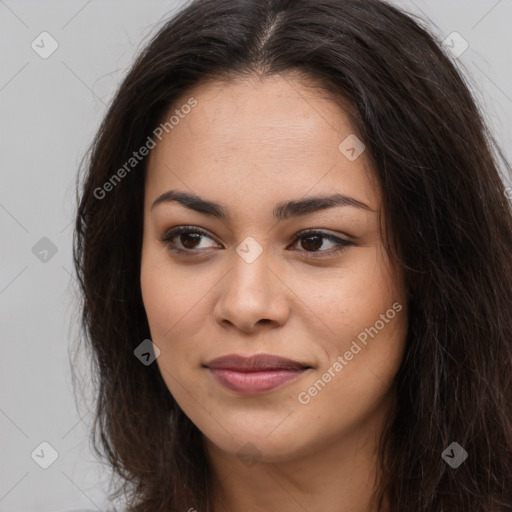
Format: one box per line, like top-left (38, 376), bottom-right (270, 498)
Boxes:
top-left (213, 248), bottom-right (291, 334)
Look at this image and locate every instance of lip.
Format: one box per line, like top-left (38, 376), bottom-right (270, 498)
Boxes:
top-left (204, 354), bottom-right (311, 395)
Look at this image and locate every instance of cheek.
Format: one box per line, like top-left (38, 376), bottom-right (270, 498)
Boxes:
top-left (297, 246), bottom-right (407, 396)
top-left (140, 246), bottom-right (208, 336)
top-left (139, 245), bottom-right (215, 389)
top-left (296, 246), bottom-right (401, 344)
top-left (140, 260), bottom-right (199, 397)
top-left (296, 295), bottom-right (407, 441)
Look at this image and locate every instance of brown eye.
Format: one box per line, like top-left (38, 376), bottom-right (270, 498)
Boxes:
top-left (160, 226), bottom-right (353, 259)
top-left (289, 230), bottom-right (353, 258)
top-left (161, 226), bottom-right (218, 253)
top-left (179, 232), bottom-right (202, 249)
top-left (300, 235), bottom-right (324, 252)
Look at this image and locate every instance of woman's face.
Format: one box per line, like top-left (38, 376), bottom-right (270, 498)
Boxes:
top-left (140, 73), bottom-right (408, 463)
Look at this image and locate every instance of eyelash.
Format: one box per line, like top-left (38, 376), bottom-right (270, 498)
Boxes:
top-left (159, 226), bottom-right (353, 259)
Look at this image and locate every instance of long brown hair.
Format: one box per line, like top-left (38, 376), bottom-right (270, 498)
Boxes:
top-left (72, 0), bottom-right (512, 510)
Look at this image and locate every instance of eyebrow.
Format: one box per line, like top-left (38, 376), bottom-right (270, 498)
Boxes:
top-left (151, 190), bottom-right (374, 220)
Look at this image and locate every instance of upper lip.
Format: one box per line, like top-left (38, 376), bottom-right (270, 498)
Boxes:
top-left (205, 354), bottom-right (311, 372)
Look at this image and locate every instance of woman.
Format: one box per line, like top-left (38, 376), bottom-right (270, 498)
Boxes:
top-left (72, 0), bottom-right (512, 510)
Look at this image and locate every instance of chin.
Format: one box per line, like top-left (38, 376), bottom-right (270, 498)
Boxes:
top-left (201, 416), bottom-right (316, 464)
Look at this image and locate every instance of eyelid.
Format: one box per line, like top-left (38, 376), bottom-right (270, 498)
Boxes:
top-left (289, 229), bottom-right (353, 258)
top-left (161, 225), bottom-right (219, 243)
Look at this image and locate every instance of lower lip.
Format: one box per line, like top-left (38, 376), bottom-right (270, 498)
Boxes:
top-left (208, 368), bottom-right (307, 394)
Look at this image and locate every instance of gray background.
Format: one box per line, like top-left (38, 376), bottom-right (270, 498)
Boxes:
top-left (1, 1), bottom-right (511, 511)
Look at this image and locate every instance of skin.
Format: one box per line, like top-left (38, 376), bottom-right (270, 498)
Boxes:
top-left (140, 72), bottom-right (409, 512)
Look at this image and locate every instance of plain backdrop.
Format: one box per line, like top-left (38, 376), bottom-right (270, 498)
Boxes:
top-left (1, 1), bottom-right (511, 511)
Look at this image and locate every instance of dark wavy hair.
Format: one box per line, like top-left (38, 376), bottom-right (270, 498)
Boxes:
top-left (72, 0), bottom-right (512, 510)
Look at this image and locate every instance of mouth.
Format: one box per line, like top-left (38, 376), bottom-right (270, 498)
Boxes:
top-left (203, 354), bottom-right (312, 395)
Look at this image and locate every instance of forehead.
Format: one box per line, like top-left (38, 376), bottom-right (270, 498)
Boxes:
top-left (144, 73), bottom-right (379, 213)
